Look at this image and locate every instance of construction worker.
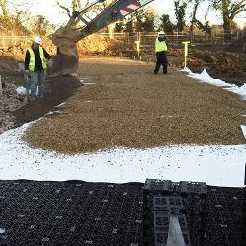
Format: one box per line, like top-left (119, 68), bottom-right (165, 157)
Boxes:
top-left (154, 31), bottom-right (168, 74)
top-left (24, 36), bottom-right (50, 100)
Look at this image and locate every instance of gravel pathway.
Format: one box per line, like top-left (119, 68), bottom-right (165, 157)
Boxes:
top-left (24, 57), bottom-right (246, 153)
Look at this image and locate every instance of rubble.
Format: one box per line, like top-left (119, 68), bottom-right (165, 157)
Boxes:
top-left (0, 78), bottom-right (25, 133)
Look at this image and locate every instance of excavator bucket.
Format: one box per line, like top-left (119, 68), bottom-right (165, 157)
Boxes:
top-left (51, 0), bottom-right (154, 75)
top-left (50, 37), bottom-right (78, 76)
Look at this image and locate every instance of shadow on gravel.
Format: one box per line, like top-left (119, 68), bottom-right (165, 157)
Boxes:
top-left (13, 75), bottom-right (82, 127)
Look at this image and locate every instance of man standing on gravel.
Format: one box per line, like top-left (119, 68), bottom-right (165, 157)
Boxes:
top-left (154, 31), bottom-right (168, 74)
top-left (24, 36), bottom-right (50, 100)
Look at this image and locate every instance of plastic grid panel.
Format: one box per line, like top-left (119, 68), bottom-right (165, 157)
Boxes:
top-left (152, 196), bottom-right (191, 246)
top-left (178, 182), bottom-right (207, 195)
top-left (144, 180), bottom-right (173, 192)
top-left (0, 180), bottom-right (143, 246)
top-left (144, 180), bottom-right (207, 195)
top-left (202, 186), bottom-right (245, 246)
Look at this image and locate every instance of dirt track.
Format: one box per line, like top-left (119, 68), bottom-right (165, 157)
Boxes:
top-left (24, 57), bottom-right (246, 153)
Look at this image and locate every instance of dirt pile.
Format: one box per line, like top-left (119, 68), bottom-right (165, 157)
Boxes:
top-left (0, 75), bottom-right (25, 133)
top-left (189, 49), bottom-right (246, 85)
top-left (77, 35), bottom-right (125, 56)
top-left (0, 56), bottom-right (20, 74)
top-left (228, 38), bottom-right (246, 53)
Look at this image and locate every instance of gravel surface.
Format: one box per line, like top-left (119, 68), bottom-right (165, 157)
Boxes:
top-left (24, 57), bottom-right (246, 153)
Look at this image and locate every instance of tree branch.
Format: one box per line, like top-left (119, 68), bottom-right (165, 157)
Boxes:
top-left (229, 1), bottom-right (246, 19)
top-left (57, 1), bottom-right (71, 17)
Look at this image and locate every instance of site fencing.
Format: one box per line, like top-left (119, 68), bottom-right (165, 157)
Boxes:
top-left (102, 31), bottom-right (246, 46)
top-left (99, 31), bottom-right (245, 58)
top-left (0, 31), bottom-right (243, 48)
top-left (0, 31), bottom-right (244, 58)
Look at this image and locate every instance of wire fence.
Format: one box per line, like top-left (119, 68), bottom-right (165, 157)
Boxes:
top-left (0, 31), bottom-right (244, 48)
top-left (0, 31), bottom-right (244, 57)
top-left (100, 31), bottom-right (245, 46)
top-left (98, 31), bottom-right (245, 58)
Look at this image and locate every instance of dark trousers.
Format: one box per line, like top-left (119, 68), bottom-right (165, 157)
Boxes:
top-left (154, 52), bottom-right (168, 74)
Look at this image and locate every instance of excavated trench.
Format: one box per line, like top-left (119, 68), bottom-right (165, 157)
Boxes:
top-left (13, 74), bottom-right (82, 127)
top-left (0, 50), bottom-right (82, 132)
top-left (12, 38), bottom-right (82, 127)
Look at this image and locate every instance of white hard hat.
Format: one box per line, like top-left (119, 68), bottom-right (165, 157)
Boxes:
top-left (33, 36), bottom-right (42, 44)
top-left (158, 31), bottom-right (165, 36)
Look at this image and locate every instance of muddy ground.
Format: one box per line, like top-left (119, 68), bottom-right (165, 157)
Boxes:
top-left (23, 57), bottom-right (246, 154)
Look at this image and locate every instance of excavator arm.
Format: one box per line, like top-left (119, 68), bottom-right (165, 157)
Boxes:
top-left (51, 0), bottom-right (154, 75)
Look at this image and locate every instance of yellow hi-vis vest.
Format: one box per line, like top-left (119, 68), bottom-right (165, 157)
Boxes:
top-left (155, 38), bottom-right (168, 53)
top-left (28, 47), bottom-right (47, 72)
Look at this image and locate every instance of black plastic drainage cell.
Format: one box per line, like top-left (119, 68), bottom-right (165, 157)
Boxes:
top-left (143, 179), bottom-right (211, 246)
top-left (0, 180), bottom-right (245, 246)
top-left (202, 186), bottom-right (246, 246)
top-left (152, 195), bottom-right (191, 246)
top-left (0, 180), bottom-right (144, 246)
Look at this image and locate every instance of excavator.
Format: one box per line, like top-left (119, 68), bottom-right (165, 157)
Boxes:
top-left (51, 0), bottom-right (155, 75)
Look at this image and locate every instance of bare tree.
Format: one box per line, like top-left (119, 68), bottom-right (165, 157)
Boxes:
top-left (174, 0), bottom-right (188, 32)
top-left (0, 0), bottom-right (32, 34)
top-left (189, 0), bottom-right (205, 35)
top-left (56, 0), bottom-right (90, 16)
top-left (159, 14), bottom-right (175, 33)
top-left (212, 0), bottom-right (246, 41)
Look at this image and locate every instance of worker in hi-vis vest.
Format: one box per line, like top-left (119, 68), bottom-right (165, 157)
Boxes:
top-left (154, 31), bottom-right (168, 74)
top-left (24, 36), bottom-right (50, 99)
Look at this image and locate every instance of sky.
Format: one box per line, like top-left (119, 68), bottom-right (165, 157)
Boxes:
top-left (12, 0), bottom-right (246, 28)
